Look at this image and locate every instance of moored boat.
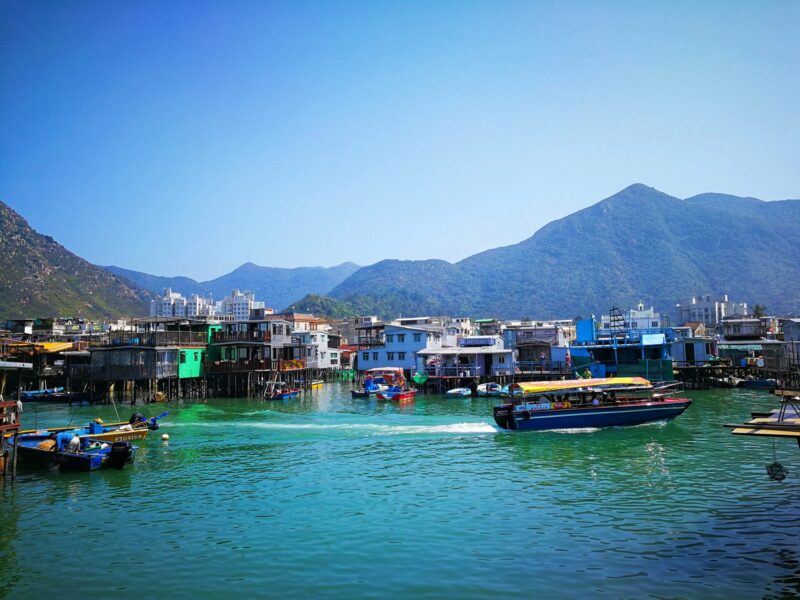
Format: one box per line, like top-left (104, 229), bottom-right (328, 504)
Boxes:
top-left (493, 377), bottom-right (691, 432)
top-left (10, 412), bottom-right (167, 444)
top-left (446, 387), bottom-right (472, 397)
top-left (351, 367), bottom-right (403, 398)
top-left (10, 433), bottom-right (138, 471)
top-left (737, 378), bottom-right (778, 390)
top-left (477, 383), bottom-right (502, 397)
top-left (376, 388), bottom-right (417, 402)
top-left (265, 382), bottom-right (302, 400)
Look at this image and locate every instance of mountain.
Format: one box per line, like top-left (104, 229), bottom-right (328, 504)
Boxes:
top-left (317, 184), bottom-right (800, 319)
top-left (0, 201), bottom-right (150, 319)
top-left (106, 261), bottom-right (361, 311)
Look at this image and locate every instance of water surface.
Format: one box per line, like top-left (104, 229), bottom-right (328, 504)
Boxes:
top-left (2, 385), bottom-right (798, 599)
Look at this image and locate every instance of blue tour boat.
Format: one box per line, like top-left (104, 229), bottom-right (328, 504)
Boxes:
top-left (493, 377), bottom-right (691, 432)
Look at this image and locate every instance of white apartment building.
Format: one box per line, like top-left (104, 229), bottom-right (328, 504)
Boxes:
top-left (675, 294), bottom-right (748, 326)
top-left (150, 288), bottom-right (215, 318)
top-left (220, 289), bottom-right (266, 320)
top-left (600, 303), bottom-right (665, 331)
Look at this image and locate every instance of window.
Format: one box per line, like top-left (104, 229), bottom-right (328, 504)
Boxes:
top-left (194, 352), bottom-right (199, 360)
top-left (397, 334), bottom-right (405, 342)
top-left (363, 352), bottom-right (369, 361)
top-left (180, 353), bottom-right (186, 364)
top-left (386, 334), bottom-right (394, 343)
top-left (373, 352), bottom-right (379, 361)
top-left (498, 355), bottom-right (505, 363)
top-left (413, 333), bottom-right (421, 342)
top-left (652, 321), bottom-right (658, 327)
top-left (398, 352), bottom-right (406, 360)
top-left (387, 352), bottom-right (395, 360)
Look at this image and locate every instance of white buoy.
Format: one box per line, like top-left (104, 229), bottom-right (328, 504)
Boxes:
top-left (161, 433), bottom-right (170, 442)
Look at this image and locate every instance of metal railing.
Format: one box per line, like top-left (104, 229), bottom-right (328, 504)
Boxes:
top-left (205, 359), bottom-right (272, 372)
top-left (212, 331), bottom-right (271, 343)
top-left (107, 331), bottom-right (207, 347)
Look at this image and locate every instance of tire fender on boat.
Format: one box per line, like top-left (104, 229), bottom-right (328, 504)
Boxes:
top-left (521, 410), bottom-right (531, 420)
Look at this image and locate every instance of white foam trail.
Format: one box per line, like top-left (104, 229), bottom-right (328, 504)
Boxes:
top-left (163, 421), bottom-right (497, 436)
top-left (551, 427), bottom-right (601, 434)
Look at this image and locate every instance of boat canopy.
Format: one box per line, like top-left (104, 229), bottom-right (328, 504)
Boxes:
top-left (366, 367), bottom-right (405, 375)
top-left (510, 377), bottom-right (652, 396)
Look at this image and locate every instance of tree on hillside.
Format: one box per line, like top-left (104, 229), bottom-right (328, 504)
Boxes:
top-left (752, 304), bottom-right (766, 318)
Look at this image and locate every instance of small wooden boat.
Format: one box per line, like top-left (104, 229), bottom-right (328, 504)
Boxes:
top-left (265, 382), bottom-right (302, 400)
top-left (446, 387), bottom-right (472, 397)
top-left (10, 433), bottom-right (138, 471)
top-left (9, 412), bottom-right (167, 444)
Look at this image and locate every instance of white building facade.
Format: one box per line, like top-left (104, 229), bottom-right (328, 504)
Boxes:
top-left (675, 294), bottom-right (748, 326)
top-left (150, 288), bottom-right (216, 318)
top-left (357, 325), bottom-right (444, 372)
top-left (220, 289), bottom-right (266, 320)
top-left (600, 303), bottom-right (665, 331)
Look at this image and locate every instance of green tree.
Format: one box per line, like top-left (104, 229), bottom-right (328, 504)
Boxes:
top-left (752, 304), bottom-right (766, 318)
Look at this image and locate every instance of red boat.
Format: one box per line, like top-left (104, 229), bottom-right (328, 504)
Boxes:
top-left (376, 388), bottom-right (417, 403)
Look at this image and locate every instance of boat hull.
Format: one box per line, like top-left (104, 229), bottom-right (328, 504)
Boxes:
top-left (269, 391), bottom-right (301, 400)
top-left (737, 379), bottom-right (777, 390)
top-left (493, 398), bottom-right (691, 431)
top-left (376, 390), bottom-right (416, 402)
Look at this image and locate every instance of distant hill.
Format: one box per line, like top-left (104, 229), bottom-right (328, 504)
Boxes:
top-left (106, 262), bottom-right (361, 311)
top-left (0, 201), bottom-right (150, 319)
top-left (318, 184), bottom-right (800, 319)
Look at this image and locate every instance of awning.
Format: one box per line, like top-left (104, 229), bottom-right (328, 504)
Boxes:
top-left (511, 377), bottom-right (651, 395)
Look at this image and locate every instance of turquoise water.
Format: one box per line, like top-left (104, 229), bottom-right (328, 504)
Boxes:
top-left (2, 385), bottom-right (799, 599)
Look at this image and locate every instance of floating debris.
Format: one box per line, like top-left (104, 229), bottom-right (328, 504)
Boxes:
top-left (766, 461), bottom-right (788, 482)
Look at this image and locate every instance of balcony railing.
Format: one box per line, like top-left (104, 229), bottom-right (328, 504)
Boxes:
top-left (107, 331), bottom-right (208, 347)
top-left (516, 360), bottom-right (571, 373)
top-left (205, 359), bottom-right (272, 372)
top-left (424, 366), bottom-right (480, 377)
top-left (212, 331), bottom-right (271, 343)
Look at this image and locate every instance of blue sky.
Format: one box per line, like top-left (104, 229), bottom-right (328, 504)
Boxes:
top-left (1, 1), bottom-right (798, 280)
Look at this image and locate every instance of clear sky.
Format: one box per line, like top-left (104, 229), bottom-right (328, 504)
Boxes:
top-left (1, 1), bottom-right (798, 280)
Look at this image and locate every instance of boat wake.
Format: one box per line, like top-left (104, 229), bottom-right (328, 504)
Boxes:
top-left (164, 420), bottom-right (498, 436)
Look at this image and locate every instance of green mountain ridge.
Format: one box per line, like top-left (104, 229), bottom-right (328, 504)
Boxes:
top-left (106, 261), bottom-right (361, 312)
top-left (308, 184), bottom-right (800, 319)
top-left (0, 201), bottom-right (150, 319)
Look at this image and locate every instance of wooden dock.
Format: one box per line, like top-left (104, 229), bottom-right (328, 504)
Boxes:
top-left (724, 389), bottom-right (800, 448)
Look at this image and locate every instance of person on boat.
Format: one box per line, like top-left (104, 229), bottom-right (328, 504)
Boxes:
top-left (56, 431), bottom-right (81, 453)
top-left (582, 368), bottom-right (592, 379)
top-left (591, 392), bottom-right (600, 406)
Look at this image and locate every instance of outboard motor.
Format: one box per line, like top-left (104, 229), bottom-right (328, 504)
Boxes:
top-left (147, 416), bottom-right (160, 431)
top-left (129, 412), bottom-right (146, 426)
top-left (108, 442), bottom-right (133, 469)
top-left (493, 405), bottom-right (517, 430)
